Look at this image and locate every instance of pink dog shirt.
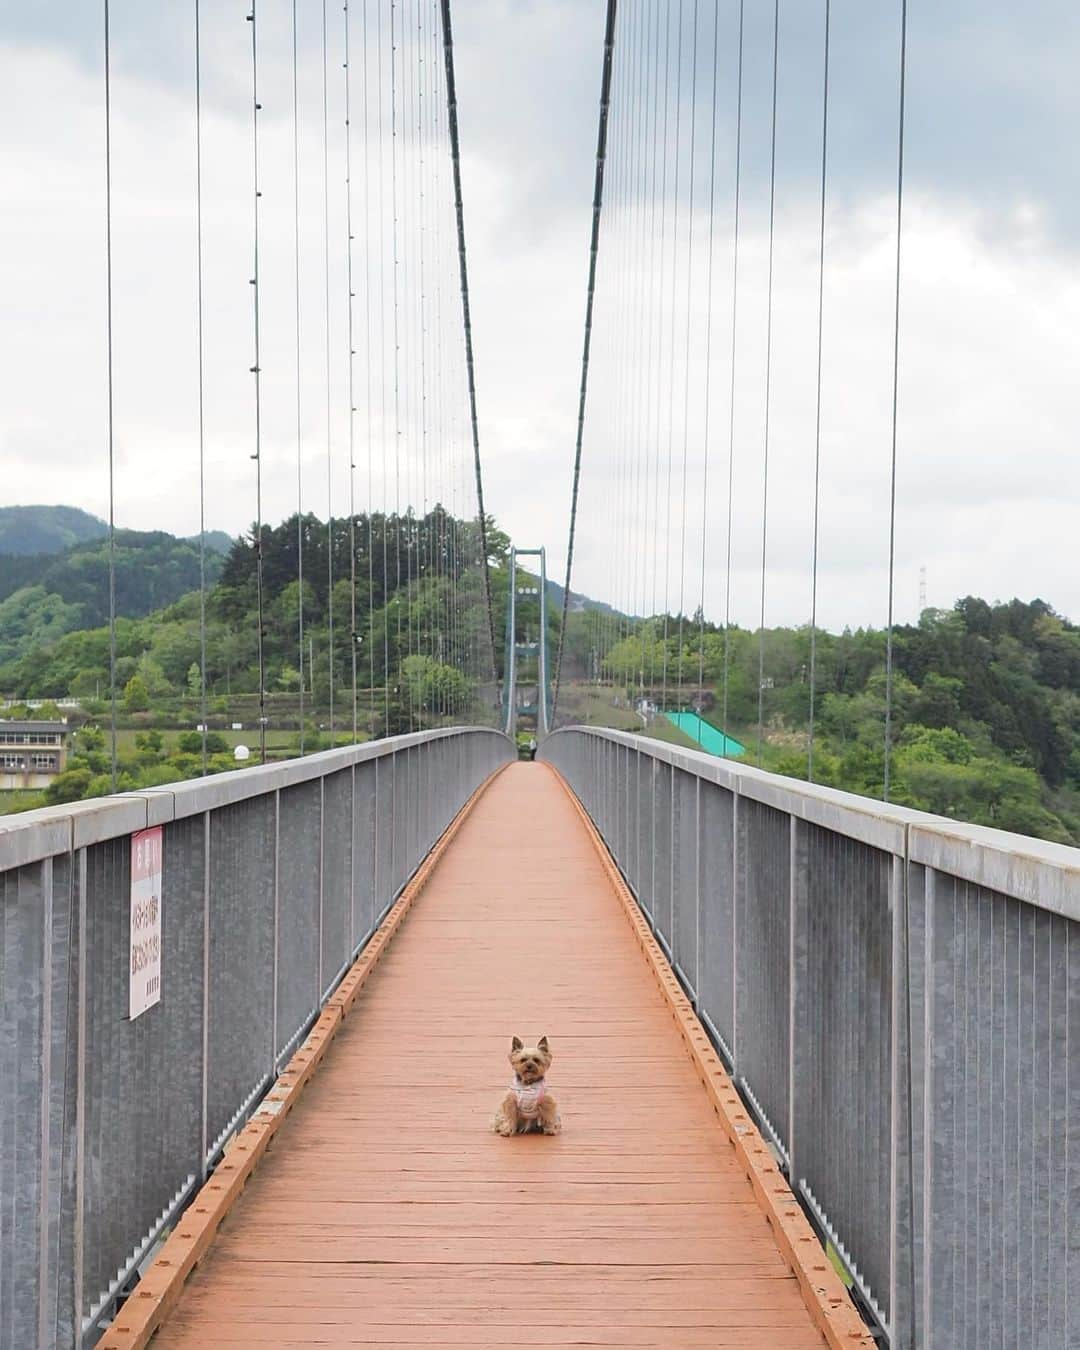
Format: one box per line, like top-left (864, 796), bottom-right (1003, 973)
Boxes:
top-left (511, 1077), bottom-right (546, 1121)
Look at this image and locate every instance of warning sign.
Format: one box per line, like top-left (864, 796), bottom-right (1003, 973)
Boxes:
top-left (129, 826), bottom-right (163, 1019)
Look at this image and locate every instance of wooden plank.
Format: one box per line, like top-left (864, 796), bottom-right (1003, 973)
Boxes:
top-left (105, 762), bottom-right (868, 1347)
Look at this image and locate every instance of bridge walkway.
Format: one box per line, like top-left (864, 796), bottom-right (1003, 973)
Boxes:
top-left (148, 763), bottom-right (849, 1347)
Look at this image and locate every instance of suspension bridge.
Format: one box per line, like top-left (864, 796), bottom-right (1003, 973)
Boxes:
top-left (3, 2), bottom-right (1078, 1348)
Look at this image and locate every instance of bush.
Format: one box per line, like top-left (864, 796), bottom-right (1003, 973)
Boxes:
top-left (44, 767), bottom-right (92, 805)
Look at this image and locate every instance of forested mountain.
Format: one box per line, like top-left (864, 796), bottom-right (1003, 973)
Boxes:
top-left (4, 498), bottom-right (1080, 849)
top-left (582, 597), bottom-right (1080, 843)
top-left (0, 507), bottom-right (495, 712)
top-left (0, 504), bottom-right (106, 554)
top-left (0, 529), bottom-right (232, 665)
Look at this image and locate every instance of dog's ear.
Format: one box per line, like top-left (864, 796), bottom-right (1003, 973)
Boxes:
top-left (510, 1036), bottom-right (523, 1052)
top-left (537, 1036), bottom-right (550, 1054)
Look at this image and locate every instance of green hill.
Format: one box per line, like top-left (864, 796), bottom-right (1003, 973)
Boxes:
top-left (0, 530), bottom-right (227, 665)
top-left (0, 504), bottom-right (106, 555)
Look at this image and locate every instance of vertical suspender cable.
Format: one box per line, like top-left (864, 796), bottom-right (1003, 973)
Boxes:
top-left (102, 0), bottom-right (118, 791)
top-left (807, 0), bottom-right (831, 783)
top-left (438, 0), bottom-right (499, 687)
top-left (720, 0), bottom-right (745, 750)
top-left (676, 0), bottom-right (699, 711)
top-left (344, 0), bottom-right (359, 742)
top-left (884, 0), bottom-right (908, 801)
top-left (391, 0), bottom-right (403, 723)
top-left (417, 0), bottom-right (430, 704)
top-left (292, 0), bottom-right (306, 755)
top-left (194, 0), bottom-right (208, 775)
top-left (756, 0), bottom-right (780, 766)
top-left (648, 0), bottom-right (671, 700)
top-left (695, 0), bottom-right (721, 717)
top-left (363, 0), bottom-right (376, 729)
top-left (248, 3), bottom-right (268, 765)
top-left (400, 0), bottom-right (415, 724)
top-left (660, 0), bottom-right (684, 716)
top-left (552, 0), bottom-right (618, 724)
top-left (322, 0), bottom-right (335, 746)
top-left (377, 0), bottom-right (390, 732)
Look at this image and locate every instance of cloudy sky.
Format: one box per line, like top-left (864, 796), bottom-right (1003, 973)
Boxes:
top-left (3, 1), bottom-right (1079, 633)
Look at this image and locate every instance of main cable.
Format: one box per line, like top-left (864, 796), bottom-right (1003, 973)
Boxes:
top-left (438, 0), bottom-right (498, 688)
top-left (552, 0), bottom-right (619, 723)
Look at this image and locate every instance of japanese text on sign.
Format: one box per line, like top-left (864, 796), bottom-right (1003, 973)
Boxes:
top-left (129, 826), bottom-right (163, 1019)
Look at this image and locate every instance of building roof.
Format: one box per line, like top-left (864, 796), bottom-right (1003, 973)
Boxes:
top-left (0, 720), bottom-right (68, 733)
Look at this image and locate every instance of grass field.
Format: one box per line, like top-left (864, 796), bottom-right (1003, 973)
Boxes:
top-left (111, 727), bottom-right (306, 755)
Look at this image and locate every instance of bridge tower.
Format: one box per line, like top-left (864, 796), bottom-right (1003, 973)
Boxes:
top-left (503, 546), bottom-right (551, 739)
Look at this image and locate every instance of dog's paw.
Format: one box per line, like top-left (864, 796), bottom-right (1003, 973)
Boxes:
top-left (492, 1115), bottom-right (515, 1137)
top-left (541, 1116), bottom-right (562, 1136)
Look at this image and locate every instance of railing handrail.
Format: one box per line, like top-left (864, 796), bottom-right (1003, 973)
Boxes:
top-left (545, 723), bottom-right (1080, 921)
top-left (0, 726), bottom-right (512, 867)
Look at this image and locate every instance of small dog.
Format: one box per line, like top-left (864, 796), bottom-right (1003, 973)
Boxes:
top-left (492, 1035), bottom-right (561, 1136)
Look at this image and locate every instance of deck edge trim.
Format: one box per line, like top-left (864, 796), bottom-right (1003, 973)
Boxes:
top-left (95, 760), bottom-right (510, 1350)
top-left (546, 762), bottom-right (875, 1350)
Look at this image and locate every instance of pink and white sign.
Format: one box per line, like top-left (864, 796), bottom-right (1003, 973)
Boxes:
top-left (129, 826), bottom-right (163, 1019)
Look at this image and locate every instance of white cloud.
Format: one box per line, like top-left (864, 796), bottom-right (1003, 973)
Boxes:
top-left (2, 2), bottom-right (1080, 639)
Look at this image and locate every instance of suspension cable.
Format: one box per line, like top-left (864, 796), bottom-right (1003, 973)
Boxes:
top-left (660, 0), bottom-right (684, 718)
top-left (321, 0), bottom-right (335, 746)
top-left (344, 0), bottom-right (359, 741)
top-left (807, 0), bottom-right (832, 783)
top-left (756, 0), bottom-right (780, 767)
top-left (247, 2), bottom-right (267, 765)
top-left (363, 0), bottom-right (376, 731)
top-left (102, 0), bottom-right (118, 791)
top-left (194, 0), bottom-right (208, 775)
top-left (675, 0), bottom-right (700, 715)
top-left (648, 0), bottom-right (671, 704)
top-left (695, 0), bottom-right (721, 721)
top-left (720, 0), bottom-right (745, 750)
top-left (378, 0), bottom-right (391, 733)
top-left (292, 0), bottom-right (306, 755)
top-left (391, 0), bottom-right (404, 728)
top-left (552, 0), bottom-right (619, 723)
top-left (438, 0), bottom-right (498, 688)
top-left (883, 0), bottom-right (909, 801)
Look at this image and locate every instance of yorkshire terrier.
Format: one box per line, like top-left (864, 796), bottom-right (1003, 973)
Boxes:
top-left (492, 1035), bottom-right (561, 1136)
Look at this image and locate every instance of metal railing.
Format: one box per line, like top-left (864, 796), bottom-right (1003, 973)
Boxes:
top-left (541, 726), bottom-right (1080, 1350)
top-left (0, 727), bottom-right (513, 1350)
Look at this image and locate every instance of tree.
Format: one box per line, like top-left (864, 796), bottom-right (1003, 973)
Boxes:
top-left (77, 724), bottom-right (106, 753)
top-left (135, 652), bottom-right (172, 696)
top-left (123, 674), bottom-right (150, 712)
top-left (134, 730), bottom-right (164, 761)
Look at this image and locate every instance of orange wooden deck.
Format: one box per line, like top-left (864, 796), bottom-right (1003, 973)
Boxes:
top-left (150, 762), bottom-right (850, 1347)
